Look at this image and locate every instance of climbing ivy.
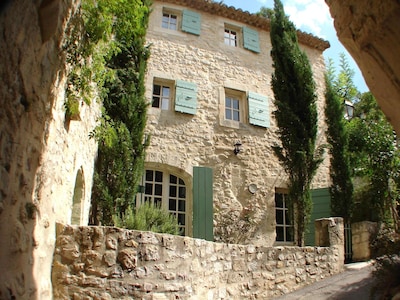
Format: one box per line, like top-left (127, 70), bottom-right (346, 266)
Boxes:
top-left (62, 0), bottom-right (119, 116)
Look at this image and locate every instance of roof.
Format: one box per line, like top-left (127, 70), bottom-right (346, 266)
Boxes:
top-left (158, 0), bottom-right (330, 51)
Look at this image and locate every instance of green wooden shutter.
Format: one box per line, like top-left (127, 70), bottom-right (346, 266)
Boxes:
top-left (243, 27), bottom-right (260, 53)
top-left (175, 80), bottom-right (197, 115)
top-left (182, 10), bottom-right (201, 35)
top-left (193, 166), bottom-right (213, 241)
top-left (248, 92), bottom-right (270, 128)
top-left (305, 188), bottom-right (331, 246)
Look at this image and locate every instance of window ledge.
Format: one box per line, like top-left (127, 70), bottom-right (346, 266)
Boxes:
top-left (274, 242), bottom-right (296, 247)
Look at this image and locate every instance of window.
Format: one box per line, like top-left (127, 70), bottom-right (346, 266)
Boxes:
top-left (275, 192), bottom-right (294, 243)
top-left (224, 27), bottom-right (237, 47)
top-left (162, 12), bottom-right (177, 30)
top-left (223, 88), bottom-right (245, 124)
top-left (225, 96), bottom-right (240, 121)
top-left (152, 83), bottom-right (171, 110)
top-left (138, 170), bottom-right (187, 235)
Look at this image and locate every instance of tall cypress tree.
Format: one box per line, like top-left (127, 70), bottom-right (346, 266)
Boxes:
top-left (89, 0), bottom-right (151, 225)
top-left (324, 59), bottom-right (353, 222)
top-left (270, 0), bottom-right (324, 246)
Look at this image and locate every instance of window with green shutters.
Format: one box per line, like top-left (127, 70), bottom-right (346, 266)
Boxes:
top-left (248, 92), bottom-right (270, 128)
top-left (181, 10), bottom-right (201, 35)
top-left (161, 8), bottom-right (201, 36)
top-left (243, 27), bottom-right (260, 53)
top-left (175, 80), bottom-right (197, 115)
top-left (220, 88), bottom-right (271, 129)
top-left (224, 24), bottom-right (260, 53)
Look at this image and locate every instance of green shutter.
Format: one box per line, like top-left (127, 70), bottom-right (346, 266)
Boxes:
top-left (175, 80), bottom-right (197, 115)
top-left (193, 166), bottom-right (213, 241)
top-left (248, 92), bottom-right (270, 128)
top-left (243, 27), bottom-right (260, 53)
top-left (305, 188), bottom-right (331, 246)
top-left (182, 10), bottom-right (201, 35)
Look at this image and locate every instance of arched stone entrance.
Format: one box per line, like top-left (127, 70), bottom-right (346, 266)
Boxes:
top-left (71, 167), bottom-right (85, 225)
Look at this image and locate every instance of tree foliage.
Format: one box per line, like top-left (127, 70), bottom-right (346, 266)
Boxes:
top-left (334, 53), bottom-right (358, 102)
top-left (348, 92), bottom-right (400, 228)
top-left (256, 6), bottom-right (274, 19)
top-left (324, 58), bottom-right (353, 222)
top-left (87, 0), bottom-right (151, 225)
top-left (270, 0), bottom-right (324, 246)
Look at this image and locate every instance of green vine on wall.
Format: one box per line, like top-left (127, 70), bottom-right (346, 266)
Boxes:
top-left (62, 0), bottom-right (118, 118)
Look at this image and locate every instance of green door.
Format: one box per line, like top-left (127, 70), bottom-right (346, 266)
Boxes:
top-left (305, 188), bottom-right (331, 245)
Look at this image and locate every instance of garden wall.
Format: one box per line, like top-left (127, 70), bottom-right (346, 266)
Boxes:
top-left (352, 221), bottom-right (378, 262)
top-left (52, 218), bottom-right (344, 299)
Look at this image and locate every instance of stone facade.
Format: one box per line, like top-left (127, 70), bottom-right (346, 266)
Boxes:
top-left (0, 0), bottom-right (100, 298)
top-left (0, 0), bottom-right (333, 298)
top-left (52, 218), bottom-right (344, 299)
top-left (326, 0), bottom-right (400, 135)
top-left (143, 0), bottom-right (331, 245)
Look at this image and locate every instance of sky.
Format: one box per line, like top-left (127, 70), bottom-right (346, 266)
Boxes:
top-left (222, 0), bottom-right (369, 92)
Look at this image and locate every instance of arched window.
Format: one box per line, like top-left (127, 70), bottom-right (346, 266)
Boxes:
top-left (137, 169), bottom-right (187, 235)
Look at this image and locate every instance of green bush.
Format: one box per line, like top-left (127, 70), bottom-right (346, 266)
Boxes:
top-left (64, 95), bottom-right (80, 119)
top-left (113, 202), bottom-right (179, 235)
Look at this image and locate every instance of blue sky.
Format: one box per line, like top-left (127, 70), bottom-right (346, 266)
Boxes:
top-left (222, 0), bottom-right (368, 92)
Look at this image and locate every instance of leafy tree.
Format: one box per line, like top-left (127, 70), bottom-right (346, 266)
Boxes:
top-left (256, 6), bottom-right (274, 19)
top-left (324, 58), bottom-right (353, 222)
top-left (270, 0), bottom-right (324, 246)
top-left (348, 92), bottom-right (400, 229)
top-left (334, 53), bottom-right (358, 103)
top-left (88, 0), bottom-right (151, 225)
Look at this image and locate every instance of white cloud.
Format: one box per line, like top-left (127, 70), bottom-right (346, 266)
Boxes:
top-left (283, 0), bottom-right (331, 38)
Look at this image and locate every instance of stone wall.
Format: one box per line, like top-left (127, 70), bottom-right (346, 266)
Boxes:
top-left (351, 221), bottom-right (378, 262)
top-left (144, 1), bottom-right (331, 246)
top-left (52, 218), bottom-right (344, 299)
top-left (0, 0), bottom-right (100, 298)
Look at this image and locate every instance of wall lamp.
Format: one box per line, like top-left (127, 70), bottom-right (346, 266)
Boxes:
top-left (234, 141), bottom-right (242, 155)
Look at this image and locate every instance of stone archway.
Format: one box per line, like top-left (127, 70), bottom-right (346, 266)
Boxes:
top-left (71, 167), bottom-right (85, 225)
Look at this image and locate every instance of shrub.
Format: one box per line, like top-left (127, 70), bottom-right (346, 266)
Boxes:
top-left (113, 202), bottom-right (179, 235)
top-left (370, 225), bottom-right (400, 258)
top-left (372, 255), bottom-right (400, 299)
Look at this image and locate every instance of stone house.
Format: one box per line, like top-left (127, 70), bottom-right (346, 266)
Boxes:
top-left (141, 0), bottom-right (331, 247)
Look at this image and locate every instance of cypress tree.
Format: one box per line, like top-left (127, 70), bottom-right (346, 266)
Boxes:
top-left (324, 59), bottom-right (353, 222)
top-left (89, 0), bottom-right (151, 225)
top-left (270, 0), bottom-right (324, 246)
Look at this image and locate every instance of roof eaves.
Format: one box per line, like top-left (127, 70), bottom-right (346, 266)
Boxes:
top-left (158, 0), bottom-right (330, 51)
